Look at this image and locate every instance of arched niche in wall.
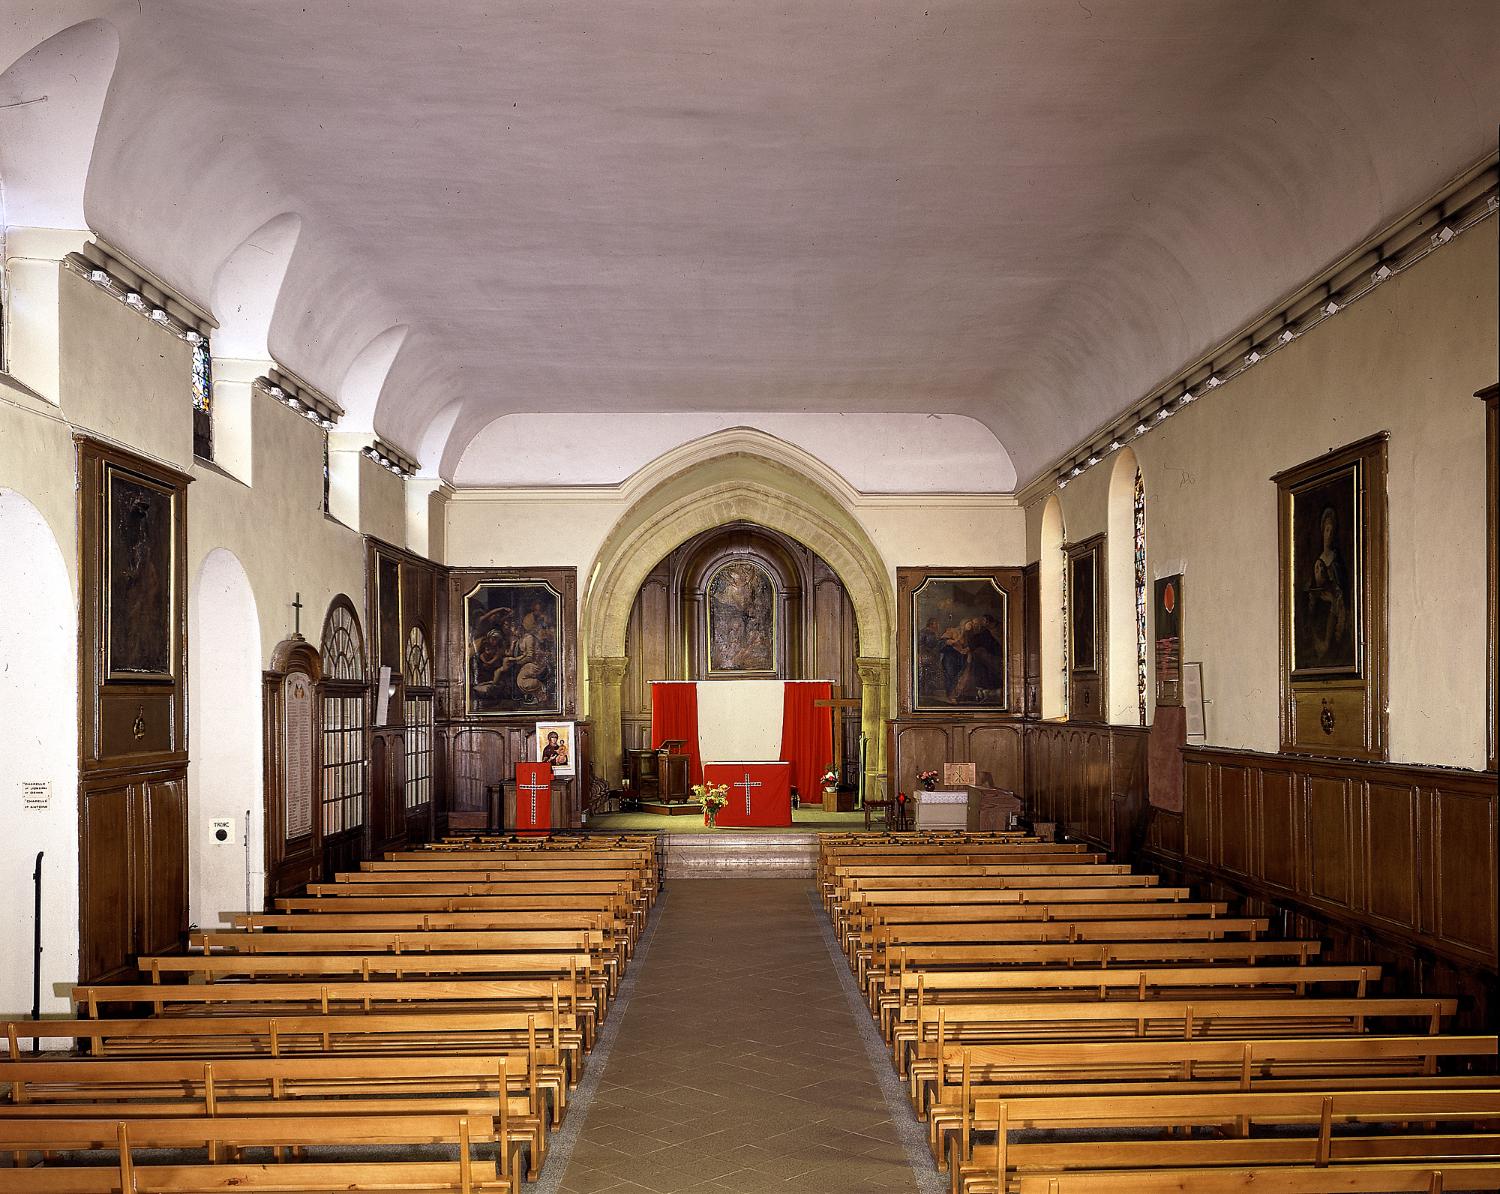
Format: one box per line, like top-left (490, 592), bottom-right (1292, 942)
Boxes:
top-left (619, 520), bottom-right (860, 763)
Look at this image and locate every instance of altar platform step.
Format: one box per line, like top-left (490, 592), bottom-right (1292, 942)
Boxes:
top-left (640, 800), bottom-right (702, 816)
top-left (663, 832), bottom-right (819, 879)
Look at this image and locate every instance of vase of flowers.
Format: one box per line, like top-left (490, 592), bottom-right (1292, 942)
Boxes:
top-left (918, 769), bottom-right (940, 792)
top-left (692, 782), bottom-right (729, 827)
top-left (820, 765), bottom-right (839, 809)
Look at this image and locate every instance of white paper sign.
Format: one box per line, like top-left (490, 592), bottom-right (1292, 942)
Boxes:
top-left (21, 781), bottom-right (50, 811)
top-left (1183, 661), bottom-right (1207, 739)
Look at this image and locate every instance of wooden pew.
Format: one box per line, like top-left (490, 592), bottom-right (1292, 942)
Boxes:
top-left (0, 1053), bottom-right (546, 1177)
top-left (0, 1113), bottom-right (514, 1192)
top-left (954, 1087), bottom-right (1500, 1194)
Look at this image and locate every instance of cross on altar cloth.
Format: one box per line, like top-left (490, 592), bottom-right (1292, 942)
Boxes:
top-left (733, 771), bottom-right (762, 816)
top-left (514, 762), bottom-right (553, 835)
top-left (702, 761), bottom-right (791, 827)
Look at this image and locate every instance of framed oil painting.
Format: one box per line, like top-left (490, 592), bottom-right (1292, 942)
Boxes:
top-left (376, 554), bottom-right (402, 670)
top-left (1069, 548), bottom-right (1098, 673)
top-left (535, 720), bottom-right (577, 777)
top-left (705, 559), bottom-right (776, 674)
top-left (1274, 433), bottom-right (1387, 760)
top-left (106, 465), bottom-right (176, 680)
top-left (1154, 573), bottom-right (1183, 705)
top-left (465, 580), bottom-right (563, 715)
top-left (909, 575), bottom-right (1010, 712)
top-left (1289, 463), bottom-right (1361, 678)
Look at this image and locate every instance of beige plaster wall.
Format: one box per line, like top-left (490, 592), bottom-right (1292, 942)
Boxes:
top-left (1024, 220), bottom-right (1496, 770)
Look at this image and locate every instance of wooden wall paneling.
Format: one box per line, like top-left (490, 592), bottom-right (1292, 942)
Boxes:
top-left (79, 783), bottom-right (134, 984)
top-left (1181, 756), bottom-right (1211, 865)
top-left (138, 776), bottom-right (188, 955)
top-left (262, 636), bottom-right (323, 900)
top-left (1305, 774), bottom-right (1353, 908)
top-left (1107, 725), bottom-right (1149, 861)
top-left (891, 723), bottom-right (950, 799)
top-left (1363, 779), bottom-right (1418, 930)
top-left (75, 438), bottom-right (191, 982)
top-left (1258, 767), bottom-right (1298, 892)
top-left (963, 723), bottom-right (1025, 793)
top-left (1432, 783), bottom-right (1499, 960)
top-left (1216, 763), bottom-right (1253, 878)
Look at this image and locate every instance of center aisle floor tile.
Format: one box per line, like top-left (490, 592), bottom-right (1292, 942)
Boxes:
top-left (556, 878), bottom-right (919, 1194)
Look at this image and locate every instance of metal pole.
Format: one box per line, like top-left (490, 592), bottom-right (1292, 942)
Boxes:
top-left (31, 851), bottom-right (43, 1053)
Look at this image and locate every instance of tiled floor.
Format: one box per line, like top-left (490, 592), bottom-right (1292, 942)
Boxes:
top-left (554, 879), bottom-right (920, 1193)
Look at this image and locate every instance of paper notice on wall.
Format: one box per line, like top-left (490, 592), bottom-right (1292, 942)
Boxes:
top-left (1182, 662), bottom-right (1207, 739)
top-left (20, 782), bottom-right (51, 810)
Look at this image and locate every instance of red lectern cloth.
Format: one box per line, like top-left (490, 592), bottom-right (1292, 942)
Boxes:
top-left (515, 762), bottom-right (554, 835)
top-left (703, 761), bottom-right (793, 827)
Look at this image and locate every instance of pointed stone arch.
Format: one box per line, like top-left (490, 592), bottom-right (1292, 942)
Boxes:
top-left (583, 447), bottom-right (894, 786)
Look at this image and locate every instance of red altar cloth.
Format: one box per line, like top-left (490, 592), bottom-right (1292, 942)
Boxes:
top-left (514, 762), bottom-right (553, 835)
top-left (703, 761), bottom-right (792, 828)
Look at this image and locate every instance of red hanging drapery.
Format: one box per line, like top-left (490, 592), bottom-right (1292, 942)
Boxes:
top-left (650, 682), bottom-right (702, 785)
top-left (779, 680), bottom-right (832, 805)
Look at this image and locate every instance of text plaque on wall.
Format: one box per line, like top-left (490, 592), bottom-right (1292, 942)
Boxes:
top-left (282, 670), bottom-right (314, 840)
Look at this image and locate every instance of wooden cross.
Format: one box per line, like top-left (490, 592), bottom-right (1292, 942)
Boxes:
top-left (733, 771), bottom-right (762, 816)
top-left (292, 592), bottom-right (303, 635)
top-left (814, 695), bottom-right (862, 775)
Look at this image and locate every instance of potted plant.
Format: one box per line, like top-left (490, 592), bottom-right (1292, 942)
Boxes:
top-left (918, 769), bottom-right (940, 792)
top-left (692, 782), bottom-right (729, 827)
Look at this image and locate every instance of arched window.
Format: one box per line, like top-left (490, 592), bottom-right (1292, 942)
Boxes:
top-left (1133, 469), bottom-right (1148, 725)
top-left (1039, 495), bottom-right (1067, 719)
top-left (403, 626), bottom-right (434, 812)
top-left (1106, 448), bottom-right (1148, 725)
top-left (319, 596), bottom-right (368, 836)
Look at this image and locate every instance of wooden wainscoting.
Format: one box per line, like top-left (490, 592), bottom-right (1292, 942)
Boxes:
top-left (1141, 745), bottom-right (1498, 1030)
top-left (1024, 722), bottom-right (1148, 860)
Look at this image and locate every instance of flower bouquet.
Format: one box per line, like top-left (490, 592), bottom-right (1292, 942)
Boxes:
top-left (918, 769), bottom-right (940, 791)
top-left (820, 765), bottom-right (839, 809)
top-left (692, 781), bottom-right (730, 827)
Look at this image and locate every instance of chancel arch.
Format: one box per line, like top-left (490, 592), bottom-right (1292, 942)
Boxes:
top-left (0, 488), bottom-right (77, 1023)
top-left (584, 447), bottom-right (894, 787)
top-left (187, 548), bottom-right (262, 924)
top-left (619, 521), bottom-right (863, 780)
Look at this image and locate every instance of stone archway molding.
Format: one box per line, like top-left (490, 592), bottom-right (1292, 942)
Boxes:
top-left (584, 448), bottom-right (894, 788)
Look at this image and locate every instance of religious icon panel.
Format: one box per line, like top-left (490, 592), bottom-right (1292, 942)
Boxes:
top-left (106, 466), bottom-right (176, 679)
top-left (706, 559), bottom-right (777, 674)
top-left (1289, 463), bottom-right (1361, 677)
top-left (465, 580), bottom-right (563, 715)
top-left (910, 576), bottom-right (1009, 712)
top-left (535, 719), bottom-right (576, 777)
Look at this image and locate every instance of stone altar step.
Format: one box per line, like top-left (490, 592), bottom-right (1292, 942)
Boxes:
top-left (662, 832), bottom-right (819, 879)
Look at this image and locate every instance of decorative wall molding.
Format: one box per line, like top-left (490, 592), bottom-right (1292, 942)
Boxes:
top-left (253, 367), bottom-right (343, 429)
top-left (66, 238), bottom-right (216, 347)
top-left (361, 438), bottom-right (418, 478)
top-left (1021, 154), bottom-right (1499, 504)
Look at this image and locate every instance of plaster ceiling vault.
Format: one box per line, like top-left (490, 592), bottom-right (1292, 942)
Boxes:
top-left (2, 3), bottom-right (1497, 487)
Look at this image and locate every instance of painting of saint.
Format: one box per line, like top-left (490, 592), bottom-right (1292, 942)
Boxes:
top-left (1070, 551), bottom-right (1097, 672)
top-left (107, 468), bottom-right (174, 678)
top-left (706, 560), bottom-right (776, 673)
top-left (377, 555), bottom-right (401, 669)
top-left (1291, 464), bottom-right (1360, 676)
top-left (911, 576), bottom-right (1008, 711)
top-left (1154, 574), bottom-right (1182, 704)
top-left (535, 720), bottom-right (576, 777)
top-left (465, 581), bottom-right (562, 714)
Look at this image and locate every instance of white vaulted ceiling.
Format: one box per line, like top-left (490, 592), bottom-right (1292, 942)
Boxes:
top-left (2, 2), bottom-right (1497, 487)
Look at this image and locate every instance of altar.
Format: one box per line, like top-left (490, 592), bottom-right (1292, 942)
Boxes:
top-left (703, 760), bottom-right (793, 827)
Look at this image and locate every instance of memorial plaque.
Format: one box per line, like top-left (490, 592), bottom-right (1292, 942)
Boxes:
top-left (282, 670), bottom-right (314, 840)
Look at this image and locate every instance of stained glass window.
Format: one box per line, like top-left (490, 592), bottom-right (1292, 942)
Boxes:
top-left (322, 432), bottom-right (331, 514)
top-left (191, 339), bottom-right (213, 460)
top-left (1059, 545), bottom-right (1070, 711)
top-left (404, 627), bottom-right (433, 811)
top-left (1133, 469), bottom-right (1148, 725)
top-left (320, 600), bottom-right (368, 835)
